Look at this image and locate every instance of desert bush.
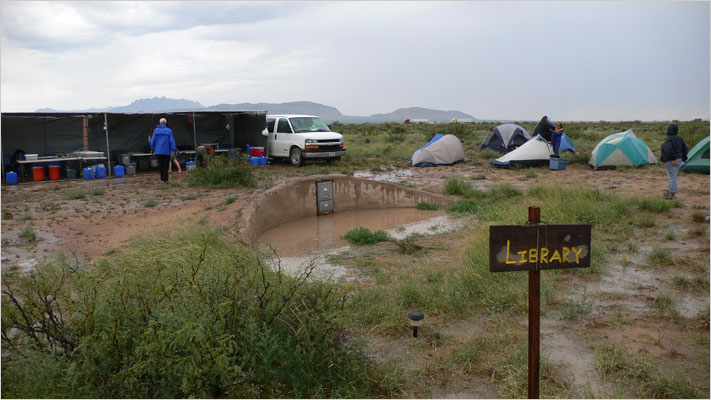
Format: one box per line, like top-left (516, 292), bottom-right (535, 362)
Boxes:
top-left (444, 176), bottom-right (472, 196)
top-left (343, 227), bottom-right (389, 245)
top-left (66, 189), bottom-right (85, 200)
top-left (1, 227), bottom-right (377, 398)
top-left (188, 155), bottom-right (256, 189)
top-left (479, 149), bottom-right (500, 160)
top-left (416, 202), bottom-right (440, 210)
top-left (20, 226), bottom-right (36, 241)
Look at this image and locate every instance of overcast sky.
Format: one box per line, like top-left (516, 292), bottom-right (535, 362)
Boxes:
top-left (1, 1), bottom-right (709, 120)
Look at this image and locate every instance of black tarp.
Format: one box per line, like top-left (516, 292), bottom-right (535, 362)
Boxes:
top-left (532, 116), bottom-right (554, 142)
top-left (1, 111), bottom-right (267, 170)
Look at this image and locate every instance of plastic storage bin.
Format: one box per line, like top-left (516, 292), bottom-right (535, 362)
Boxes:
top-left (249, 147), bottom-right (265, 157)
top-left (549, 158), bottom-right (568, 170)
top-left (6, 172), bottom-right (18, 185)
top-left (66, 168), bottom-right (78, 179)
top-left (32, 166), bottom-right (45, 181)
top-left (125, 163), bottom-right (136, 175)
top-left (114, 165), bottom-right (125, 178)
top-left (95, 167), bottom-right (107, 179)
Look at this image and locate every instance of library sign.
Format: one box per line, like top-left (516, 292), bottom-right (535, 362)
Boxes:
top-left (488, 207), bottom-right (591, 399)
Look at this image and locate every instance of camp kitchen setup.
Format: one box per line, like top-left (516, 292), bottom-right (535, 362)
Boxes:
top-left (1, 111), bottom-right (267, 184)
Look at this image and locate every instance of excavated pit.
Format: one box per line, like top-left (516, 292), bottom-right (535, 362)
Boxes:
top-left (238, 174), bottom-right (454, 248)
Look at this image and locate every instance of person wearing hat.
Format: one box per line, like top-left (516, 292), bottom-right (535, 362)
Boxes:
top-left (150, 117), bottom-right (178, 183)
top-left (660, 123), bottom-right (688, 200)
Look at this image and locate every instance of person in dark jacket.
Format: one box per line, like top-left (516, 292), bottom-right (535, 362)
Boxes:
top-left (150, 118), bottom-right (178, 183)
top-left (551, 123), bottom-right (564, 156)
top-left (660, 123), bottom-right (688, 199)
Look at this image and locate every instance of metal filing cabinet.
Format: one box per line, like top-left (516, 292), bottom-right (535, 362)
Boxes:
top-left (316, 181), bottom-right (334, 215)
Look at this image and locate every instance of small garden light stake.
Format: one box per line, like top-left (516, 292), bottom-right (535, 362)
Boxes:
top-left (407, 310), bottom-right (424, 338)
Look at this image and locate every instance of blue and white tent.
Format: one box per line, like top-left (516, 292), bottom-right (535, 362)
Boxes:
top-left (410, 134), bottom-right (466, 167)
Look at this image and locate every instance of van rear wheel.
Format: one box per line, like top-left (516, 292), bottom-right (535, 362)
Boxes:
top-left (290, 147), bottom-right (304, 167)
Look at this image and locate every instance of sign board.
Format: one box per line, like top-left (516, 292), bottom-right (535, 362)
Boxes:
top-left (489, 224), bottom-right (591, 272)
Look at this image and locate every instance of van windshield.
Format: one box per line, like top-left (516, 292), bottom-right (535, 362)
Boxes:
top-left (290, 117), bottom-right (330, 133)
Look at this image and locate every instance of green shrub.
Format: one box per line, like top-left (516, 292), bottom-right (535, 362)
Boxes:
top-left (479, 149), bottom-right (500, 160)
top-left (66, 189), bottom-right (85, 200)
top-left (20, 211), bottom-right (33, 221)
top-left (343, 227), bottom-right (389, 245)
top-left (416, 202), bottom-right (440, 210)
top-left (1, 228), bottom-right (378, 398)
top-left (444, 176), bottom-right (472, 196)
top-left (395, 234), bottom-right (424, 254)
top-left (447, 200), bottom-right (478, 213)
top-left (224, 195), bottom-right (237, 205)
top-left (633, 197), bottom-right (680, 213)
top-left (179, 193), bottom-right (198, 200)
top-left (21, 226), bottom-right (36, 241)
top-left (691, 211), bottom-right (706, 223)
top-left (143, 198), bottom-right (157, 208)
top-left (187, 155), bottom-right (256, 189)
top-left (648, 246), bottom-right (675, 265)
top-left (91, 188), bottom-right (105, 196)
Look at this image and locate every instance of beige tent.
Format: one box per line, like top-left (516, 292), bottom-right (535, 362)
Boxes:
top-left (410, 134), bottom-right (466, 166)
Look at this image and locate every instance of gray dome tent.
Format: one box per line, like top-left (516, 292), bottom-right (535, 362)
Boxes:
top-left (410, 134), bottom-right (466, 167)
top-left (480, 124), bottom-right (532, 152)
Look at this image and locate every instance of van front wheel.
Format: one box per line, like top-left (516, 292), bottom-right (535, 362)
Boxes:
top-left (290, 147), bottom-right (304, 167)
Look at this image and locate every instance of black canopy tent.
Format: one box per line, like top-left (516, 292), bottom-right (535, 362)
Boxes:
top-left (1, 111), bottom-right (267, 176)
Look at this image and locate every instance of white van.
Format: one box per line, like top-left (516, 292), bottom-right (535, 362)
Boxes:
top-left (265, 115), bottom-right (346, 166)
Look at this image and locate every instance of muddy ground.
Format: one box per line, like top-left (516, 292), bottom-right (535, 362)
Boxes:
top-left (1, 161), bottom-right (709, 398)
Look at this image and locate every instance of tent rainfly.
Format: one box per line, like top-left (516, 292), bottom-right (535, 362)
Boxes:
top-left (680, 136), bottom-right (710, 174)
top-left (480, 124), bottom-right (532, 152)
top-left (588, 129), bottom-right (658, 170)
top-left (492, 134), bottom-right (553, 168)
top-left (409, 134), bottom-right (466, 167)
top-left (557, 132), bottom-right (576, 153)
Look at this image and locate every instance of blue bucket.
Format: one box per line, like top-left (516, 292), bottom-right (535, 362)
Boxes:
top-left (6, 171), bottom-right (18, 185)
top-left (113, 165), bottom-right (125, 178)
top-left (83, 167), bottom-right (95, 180)
top-left (96, 167), bottom-right (107, 179)
top-left (258, 156), bottom-right (267, 166)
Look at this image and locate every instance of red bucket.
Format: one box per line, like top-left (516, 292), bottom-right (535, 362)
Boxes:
top-left (249, 147), bottom-right (265, 157)
top-left (49, 165), bottom-right (61, 180)
top-left (32, 166), bottom-right (45, 181)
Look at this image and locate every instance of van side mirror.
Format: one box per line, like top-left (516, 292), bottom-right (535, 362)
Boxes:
top-left (261, 128), bottom-right (268, 136)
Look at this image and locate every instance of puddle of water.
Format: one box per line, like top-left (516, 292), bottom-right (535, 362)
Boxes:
top-left (265, 247), bottom-right (365, 283)
top-left (541, 328), bottom-right (610, 397)
top-left (353, 169), bottom-right (415, 183)
top-left (257, 207), bottom-right (446, 257)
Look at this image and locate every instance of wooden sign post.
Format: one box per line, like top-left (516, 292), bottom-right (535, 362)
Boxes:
top-left (489, 207), bottom-right (591, 399)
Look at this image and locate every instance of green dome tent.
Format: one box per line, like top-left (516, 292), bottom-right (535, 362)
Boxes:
top-left (588, 129), bottom-right (658, 170)
top-left (680, 136), bottom-right (709, 174)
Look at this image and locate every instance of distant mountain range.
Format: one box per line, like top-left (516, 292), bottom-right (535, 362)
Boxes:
top-left (35, 97), bottom-right (477, 123)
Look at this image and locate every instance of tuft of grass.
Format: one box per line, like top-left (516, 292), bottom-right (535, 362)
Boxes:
top-left (470, 174), bottom-right (486, 180)
top-left (224, 195), bottom-right (237, 205)
top-left (447, 200), bottom-right (478, 214)
top-left (143, 198), bottom-right (157, 208)
top-left (394, 234), bottom-right (424, 254)
top-left (654, 291), bottom-right (679, 318)
top-left (524, 170), bottom-right (537, 179)
top-left (21, 226), bottom-right (37, 242)
top-left (560, 293), bottom-right (594, 320)
top-left (187, 155), bottom-right (256, 188)
top-left (66, 189), bottom-right (85, 200)
top-left (479, 149), bottom-right (500, 160)
top-left (21, 211), bottom-right (33, 221)
top-left (633, 196), bottom-right (680, 213)
top-left (416, 202), bottom-right (440, 211)
top-left (91, 188), bottom-right (105, 196)
top-left (647, 246), bottom-right (675, 266)
top-left (664, 232), bottom-right (677, 241)
top-left (179, 193), bottom-right (198, 200)
top-left (343, 227), bottom-right (389, 245)
top-left (691, 211), bottom-right (706, 223)
top-left (444, 176), bottom-right (472, 196)
top-left (634, 216), bottom-right (656, 228)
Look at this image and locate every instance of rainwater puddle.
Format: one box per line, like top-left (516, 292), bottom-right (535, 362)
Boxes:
top-left (257, 207), bottom-right (447, 258)
top-left (353, 169), bottom-right (415, 183)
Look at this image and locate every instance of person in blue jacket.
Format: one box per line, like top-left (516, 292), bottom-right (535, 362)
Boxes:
top-left (660, 123), bottom-right (688, 200)
top-left (551, 123), bottom-right (564, 156)
top-left (150, 117), bottom-right (178, 182)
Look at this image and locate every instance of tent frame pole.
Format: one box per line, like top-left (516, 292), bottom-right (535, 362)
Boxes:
top-left (192, 112), bottom-right (197, 149)
top-left (104, 113), bottom-right (112, 177)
